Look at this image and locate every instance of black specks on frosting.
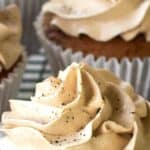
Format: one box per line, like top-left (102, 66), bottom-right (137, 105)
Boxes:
top-left (78, 129), bottom-right (87, 138)
top-left (55, 140), bottom-right (59, 144)
top-left (48, 109), bottom-right (60, 121)
top-left (48, 127), bottom-right (88, 147)
top-left (96, 107), bottom-right (101, 114)
top-left (65, 114), bottom-right (75, 123)
top-left (49, 136), bottom-right (79, 146)
top-left (61, 102), bottom-right (66, 106)
top-left (79, 126), bottom-right (84, 130)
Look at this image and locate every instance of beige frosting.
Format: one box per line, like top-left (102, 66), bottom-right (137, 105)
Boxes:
top-left (0, 4), bottom-right (22, 71)
top-left (42, 0), bottom-right (150, 41)
top-left (0, 63), bottom-right (150, 150)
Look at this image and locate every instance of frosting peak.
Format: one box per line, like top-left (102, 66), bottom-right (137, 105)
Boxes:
top-left (42, 0), bottom-right (150, 41)
top-left (0, 4), bottom-right (22, 71)
top-left (1, 63), bottom-right (150, 150)
top-left (42, 0), bottom-right (120, 19)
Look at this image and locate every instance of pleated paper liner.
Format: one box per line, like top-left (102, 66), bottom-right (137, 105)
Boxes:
top-left (0, 52), bottom-right (27, 115)
top-left (35, 14), bottom-right (150, 100)
top-left (38, 36), bottom-right (150, 100)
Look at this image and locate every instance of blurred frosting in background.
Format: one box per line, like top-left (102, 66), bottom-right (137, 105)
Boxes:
top-left (0, 0), bottom-right (47, 54)
top-left (0, 4), bottom-right (23, 71)
top-left (1, 0), bottom-right (150, 53)
top-left (42, 0), bottom-right (150, 42)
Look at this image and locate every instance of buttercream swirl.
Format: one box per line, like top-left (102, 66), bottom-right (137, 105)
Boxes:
top-left (0, 63), bottom-right (150, 150)
top-left (42, 0), bottom-right (150, 41)
top-left (0, 4), bottom-right (22, 71)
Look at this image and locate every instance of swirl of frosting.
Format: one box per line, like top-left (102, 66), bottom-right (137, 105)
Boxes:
top-left (42, 0), bottom-right (150, 41)
top-left (1, 63), bottom-right (150, 150)
top-left (0, 4), bottom-right (22, 71)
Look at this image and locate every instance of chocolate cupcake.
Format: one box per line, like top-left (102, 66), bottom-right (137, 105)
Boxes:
top-left (35, 0), bottom-right (150, 98)
top-left (0, 4), bottom-right (26, 114)
top-left (35, 0), bottom-right (150, 60)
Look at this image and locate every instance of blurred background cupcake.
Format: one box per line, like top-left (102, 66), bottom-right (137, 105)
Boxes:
top-left (0, 4), bottom-right (26, 114)
top-left (35, 0), bottom-right (150, 99)
top-left (35, 0), bottom-right (150, 68)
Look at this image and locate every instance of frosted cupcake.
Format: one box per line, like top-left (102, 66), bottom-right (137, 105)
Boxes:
top-left (0, 4), bottom-right (26, 114)
top-left (0, 63), bottom-right (150, 150)
top-left (35, 0), bottom-right (150, 60)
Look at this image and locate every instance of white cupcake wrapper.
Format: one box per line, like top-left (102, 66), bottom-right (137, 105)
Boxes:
top-left (35, 15), bottom-right (150, 100)
top-left (0, 52), bottom-right (26, 114)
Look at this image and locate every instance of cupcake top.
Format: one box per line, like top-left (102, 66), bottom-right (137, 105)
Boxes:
top-left (0, 63), bottom-right (150, 150)
top-left (0, 4), bottom-right (23, 72)
top-left (42, 0), bottom-right (150, 42)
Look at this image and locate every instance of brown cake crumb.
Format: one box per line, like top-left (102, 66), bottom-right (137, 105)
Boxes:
top-left (43, 12), bottom-right (150, 59)
top-left (0, 56), bottom-right (22, 82)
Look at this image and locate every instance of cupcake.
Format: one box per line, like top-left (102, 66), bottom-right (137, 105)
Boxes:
top-left (0, 63), bottom-right (150, 149)
top-left (35, 0), bottom-right (150, 67)
top-left (0, 4), bottom-right (26, 114)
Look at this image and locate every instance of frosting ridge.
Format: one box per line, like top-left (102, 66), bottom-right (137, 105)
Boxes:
top-left (0, 63), bottom-right (150, 150)
top-left (0, 4), bottom-right (23, 71)
top-left (42, 0), bottom-right (150, 41)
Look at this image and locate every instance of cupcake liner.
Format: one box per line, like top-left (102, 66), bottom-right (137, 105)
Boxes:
top-left (64, 50), bottom-right (150, 100)
top-left (0, 51), bottom-right (27, 115)
top-left (35, 14), bottom-right (150, 100)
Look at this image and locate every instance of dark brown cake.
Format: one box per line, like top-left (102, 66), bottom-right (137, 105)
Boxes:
top-left (43, 13), bottom-right (150, 59)
top-left (0, 56), bottom-right (22, 82)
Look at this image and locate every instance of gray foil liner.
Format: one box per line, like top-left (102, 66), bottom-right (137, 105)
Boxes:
top-left (35, 14), bottom-right (150, 100)
top-left (0, 51), bottom-right (26, 115)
